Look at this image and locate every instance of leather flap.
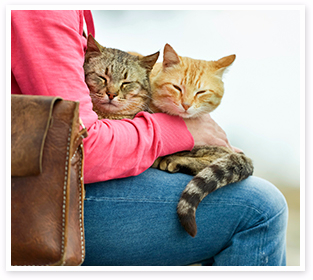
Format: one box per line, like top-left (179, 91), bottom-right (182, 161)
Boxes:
top-left (11, 95), bottom-right (63, 177)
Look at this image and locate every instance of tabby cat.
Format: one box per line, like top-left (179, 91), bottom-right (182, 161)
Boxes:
top-left (149, 44), bottom-right (253, 237)
top-left (84, 34), bottom-right (159, 120)
top-left (84, 36), bottom-right (253, 237)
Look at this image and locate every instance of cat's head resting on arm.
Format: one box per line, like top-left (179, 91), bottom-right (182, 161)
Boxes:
top-left (149, 43), bottom-right (236, 119)
top-left (84, 34), bottom-right (159, 119)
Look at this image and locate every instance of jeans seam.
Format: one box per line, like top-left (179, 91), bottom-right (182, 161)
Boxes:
top-left (85, 196), bottom-right (179, 204)
top-left (85, 197), bottom-right (285, 217)
top-left (259, 203), bottom-right (288, 265)
top-left (258, 216), bottom-right (267, 265)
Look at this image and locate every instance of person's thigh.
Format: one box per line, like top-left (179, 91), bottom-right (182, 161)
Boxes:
top-left (82, 168), bottom-right (287, 266)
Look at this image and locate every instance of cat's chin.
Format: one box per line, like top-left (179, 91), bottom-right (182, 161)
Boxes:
top-left (94, 102), bottom-right (121, 114)
top-left (178, 112), bottom-right (193, 119)
top-left (175, 111), bottom-right (199, 119)
top-left (177, 112), bottom-right (208, 119)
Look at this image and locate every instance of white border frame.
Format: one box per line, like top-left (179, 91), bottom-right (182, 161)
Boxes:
top-left (6, 4), bottom-right (305, 274)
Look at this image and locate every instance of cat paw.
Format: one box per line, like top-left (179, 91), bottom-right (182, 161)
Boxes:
top-left (167, 162), bottom-right (181, 173)
top-left (159, 157), bottom-right (181, 173)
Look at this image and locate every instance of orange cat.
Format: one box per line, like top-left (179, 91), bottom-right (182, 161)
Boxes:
top-left (149, 44), bottom-right (236, 118)
top-left (149, 44), bottom-right (253, 237)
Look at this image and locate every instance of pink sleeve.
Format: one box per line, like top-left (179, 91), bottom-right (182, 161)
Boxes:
top-left (11, 10), bottom-right (194, 183)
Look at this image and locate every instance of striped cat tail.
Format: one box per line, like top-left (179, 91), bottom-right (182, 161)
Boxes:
top-left (177, 153), bottom-right (254, 237)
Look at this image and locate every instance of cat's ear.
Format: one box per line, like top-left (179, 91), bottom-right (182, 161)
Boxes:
top-left (139, 51), bottom-right (160, 72)
top-left (215, 54), bottom-right (236, 77)
top-left (163, 44), bottom-right (180, 68)
top-left (86, 34), bottom-right (103, 54)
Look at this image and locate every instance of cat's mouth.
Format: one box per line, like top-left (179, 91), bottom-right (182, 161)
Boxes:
top-left (91, 97), bottom-right (121, 113)
top-left (92, 95), bottom-right (118, 106)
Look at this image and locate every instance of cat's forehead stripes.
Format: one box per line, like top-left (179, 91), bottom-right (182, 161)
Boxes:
top-left (180, 58), bottom-right (214, 90)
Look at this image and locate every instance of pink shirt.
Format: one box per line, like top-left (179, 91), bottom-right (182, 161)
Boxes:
top-left (11, 10), bottom-right (194, 183)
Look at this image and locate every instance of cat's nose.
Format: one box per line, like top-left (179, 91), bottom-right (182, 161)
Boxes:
top-left (182, 103), bottom-right (191, 111)
top-left (107, 92), bottom-right (118, 100)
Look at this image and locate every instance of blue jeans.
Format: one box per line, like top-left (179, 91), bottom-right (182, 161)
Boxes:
top-left (82, 168), bottom-right (288, 266)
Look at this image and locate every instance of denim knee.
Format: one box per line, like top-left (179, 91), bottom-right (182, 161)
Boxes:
top-left (205, 176), bottom-right (288, 266)
top-left (226, 176), bottom-right (289, 226)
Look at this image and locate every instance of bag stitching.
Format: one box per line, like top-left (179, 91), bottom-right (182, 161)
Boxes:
top-left (78, 144), bottom-right (85, 263)
top-left (60, 128), bottom-right (72, 265)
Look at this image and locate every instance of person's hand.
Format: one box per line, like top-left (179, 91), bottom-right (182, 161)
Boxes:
top-left (183, 114), bottom-right (242, 152)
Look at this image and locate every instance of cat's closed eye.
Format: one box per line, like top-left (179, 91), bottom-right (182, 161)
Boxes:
top-left (99, 76), bottom-right (107, 83)
top-left (196, 90), bottom-right (206, 95)
top-left (121, 81), bottom-right (132, 89)
top-left (173, 84), bottom-right (182, 92)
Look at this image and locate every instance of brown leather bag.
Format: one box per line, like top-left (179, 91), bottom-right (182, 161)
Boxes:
top-left (11, 94), bottom-right (87, 266)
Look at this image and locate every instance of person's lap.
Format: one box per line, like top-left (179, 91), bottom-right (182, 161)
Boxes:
top-left (82, 168), bottom-right (288, 266)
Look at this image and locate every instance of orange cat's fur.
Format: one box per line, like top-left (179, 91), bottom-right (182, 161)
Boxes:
top-left (149, 44), bottom-right (236, 118)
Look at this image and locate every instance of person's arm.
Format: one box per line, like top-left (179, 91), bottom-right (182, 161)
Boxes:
top-left (11, 10), bottom-right (195, 183)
